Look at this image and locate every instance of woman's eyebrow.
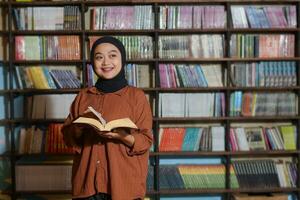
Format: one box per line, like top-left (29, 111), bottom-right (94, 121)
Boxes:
top-left (108, 50), bottom-right (118, 53)
top-left (94, 50), bottom-right (118, 55)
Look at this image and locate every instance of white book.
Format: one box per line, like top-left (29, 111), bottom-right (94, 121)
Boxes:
top-left (45, 94), bottom-right (76, 119)
top-left (234, 127), bottom-right (250, 151)
top-left (160, 93), bottom-right (185, 117)
top-left (211, 126), bottom-right (225, 151)
top-left (186, 93), bottom-right (204, 117)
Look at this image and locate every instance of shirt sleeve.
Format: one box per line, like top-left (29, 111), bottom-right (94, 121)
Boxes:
top-left (61, 92), bottom-right (83, 153)
top-left (126, 90), bottom-right (153, 156)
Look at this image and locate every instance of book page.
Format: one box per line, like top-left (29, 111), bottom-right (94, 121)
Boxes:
top-left (88, 106), bottom-right (106, 125)
top-left (105, 118), bottom-right (137, 131)
top-left (73, 117), bottom-right (104, 131)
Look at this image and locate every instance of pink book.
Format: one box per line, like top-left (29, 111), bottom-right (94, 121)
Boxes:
top-left (15, 36), bottom-right (26, 60)
top-left (193, 6), bottom-right (203, 29)
top-left (179, 6), bottom-right (193, 29)
top-left (229, 128), bottom-right (238, 151)
top-left (169, 64), bottom-right (177, 88)
top-left (159, 64), bottom-right (169, 88)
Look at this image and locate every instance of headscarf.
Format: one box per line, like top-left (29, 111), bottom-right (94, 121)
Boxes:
top-left (90, 36), bottom-right (128, 93)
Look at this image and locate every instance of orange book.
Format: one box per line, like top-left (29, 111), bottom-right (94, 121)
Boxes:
top-left (159, 128), bottom-right (185, 151)
top-left (241, 92), bottom-right (252, 116)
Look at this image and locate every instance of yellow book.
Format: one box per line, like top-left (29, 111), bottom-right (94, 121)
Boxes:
top-left (72, 106), bottom-right (137, 132)
top-left (279, 125), bottom-right (296, 150)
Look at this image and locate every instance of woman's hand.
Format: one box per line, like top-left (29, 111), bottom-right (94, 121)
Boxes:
top-left (97, 128), bottom-right (135, 147)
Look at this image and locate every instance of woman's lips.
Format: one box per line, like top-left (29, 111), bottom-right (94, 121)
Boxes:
top-left (101, 67), bottom-right (114, 72)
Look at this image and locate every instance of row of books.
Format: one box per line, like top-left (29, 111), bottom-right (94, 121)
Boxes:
top-left (11, 157), bottom-right (299, 191)
top-left (17, 124), bottom-right (75, 154)
top-left (89, 36), bottom-right (153, 60)
top-left (159, 6), bottom-right (226, 29)
top-left (90, 6), bottom-right (153, 30)
top-left (15, 36), bottom-right (81, 60)
top-left (125, 64), bottom-right (152, 88)
top-left (158, 35), bottom-right (224, 59)
top-left (150, 159), bottom-right (296, 189)
top-left (13, 6), bottom-right (81, 30)
top-left (14, 66), bottom-right (81, 89)
top-left (159, 93), bottom-right (225, 117)
top-left (12, 62), bottom-right (298, 90)
top-left (10, 123), bottom-right (297, 155)
top-left (25, 94), bottom-right (76, 119)
top-left (16, 163), bottom-right (72, 191)
top-left (229, 125), bottom-right (296, 151)
top-left (232, 158), bottom-right (297, 188)
top-left (230, 34), bottom-right (294, 58)
top-left (12, 92), bottom-right (297, 120)
top-left (147, 164), bottom-right (238, 190)
top-left (13, 34), bottom-right (295, 60)
top-left (230, 62), bottom-right (297, 87)
top-left (230, 92), bottom-right (297, 117)
top-left (231, 5), bottom-right (296, 28)
top-left (12, 5), bottom-right (297, 31)
top-left (179, 165), bottom-right (237, 189)
top-left (159, 64), bottom-right (223, 88)
top-left (159, 126), bottom-right (225, 152)
top-left (86, 63), bottom-right (153, 88)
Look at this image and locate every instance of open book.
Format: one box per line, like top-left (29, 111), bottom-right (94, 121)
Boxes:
top-left (72, 106), bottom-right (137, 132)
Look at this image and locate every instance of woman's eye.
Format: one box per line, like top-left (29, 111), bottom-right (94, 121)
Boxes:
top-left (95, 56), bottom-right (103, 60)
top-left (110, 54), bottom-right (117, 58)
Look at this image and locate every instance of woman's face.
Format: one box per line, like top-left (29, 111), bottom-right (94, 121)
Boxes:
top-left (93, 43), bottom-right (122, 79)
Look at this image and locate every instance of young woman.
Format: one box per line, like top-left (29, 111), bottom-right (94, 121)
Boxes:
top-left (62, 36), bottom-right (153, 200)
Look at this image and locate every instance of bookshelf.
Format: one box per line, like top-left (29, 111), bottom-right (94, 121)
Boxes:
top-left (0, 0), bottom-right (299, 200)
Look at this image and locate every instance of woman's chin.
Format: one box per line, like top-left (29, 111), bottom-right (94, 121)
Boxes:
top-left (99, 73), bottom-right (117, 80)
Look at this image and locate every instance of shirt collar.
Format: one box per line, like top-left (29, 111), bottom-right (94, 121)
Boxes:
top-left (87, 86), bottom-right (128, 96)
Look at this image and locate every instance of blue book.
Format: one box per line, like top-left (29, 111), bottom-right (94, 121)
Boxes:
top-left (255, 7), bottom-right (270, 28)
top-left (0, 127), bottom-right (9, 154)
top-left (277, 62), bottom-right (283, 86)
top-left (264, 62), bottom-right (270, 86)
top-left (125, 64), bottom-right (133, 86)
top-left (230, 92), bottom-right (235, 116)
top-left (0, 96), bottom-right (4, 120)
top-left (245, 6), bottom-right (259, 28)
top-left (290, 62), bottom-right (296, 86)
top-left (14, 96), bottom-right (24, 119)
top-left (195, 65), bottom-right (208, 87)
top-left (189, 65), bottom-right (202, 87)
top-left (0, 63), bottom-right (6, 90)
top-left (42, 67), bottom-right (57, 89)
top-left (182, 128), bottom-right (200, 151)
top-left (281, 61), bottom-right (288, 86)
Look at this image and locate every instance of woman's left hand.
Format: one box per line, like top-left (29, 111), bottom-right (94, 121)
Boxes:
top-left (101, 128), bottom-right (135, 147)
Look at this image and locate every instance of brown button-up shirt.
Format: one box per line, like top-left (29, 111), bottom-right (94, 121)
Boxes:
top-left (62, 86), bottom-right (153, 200)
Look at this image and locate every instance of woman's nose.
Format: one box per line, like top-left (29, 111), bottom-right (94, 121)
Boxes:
top-left (102, 56), bottom-right (109, 65)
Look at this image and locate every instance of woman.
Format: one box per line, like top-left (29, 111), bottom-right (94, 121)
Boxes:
top-left (62, 36), bottom-right (153, 200)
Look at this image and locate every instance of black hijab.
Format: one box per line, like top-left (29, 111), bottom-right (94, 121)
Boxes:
top-left (90, 36), bottom-right (128, 93)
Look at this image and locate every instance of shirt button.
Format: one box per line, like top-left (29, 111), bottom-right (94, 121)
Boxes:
top-left (96, 160), bottom-right (100, 164)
